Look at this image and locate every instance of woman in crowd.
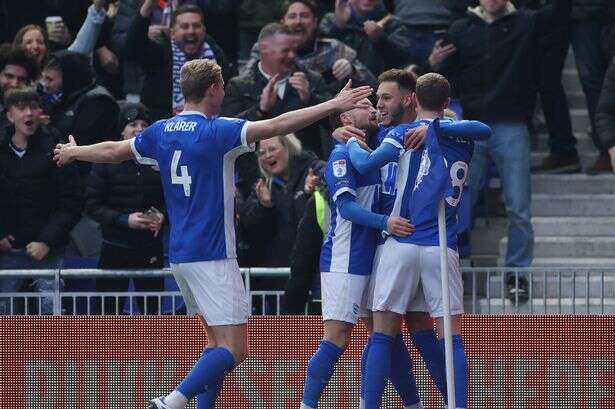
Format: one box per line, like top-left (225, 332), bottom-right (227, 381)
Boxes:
top-left (85, 101), bottom-right (166, 315)
top-left (12, 25), bottom-right (49, 70)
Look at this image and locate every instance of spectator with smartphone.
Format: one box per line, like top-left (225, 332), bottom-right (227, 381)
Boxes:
top-left (320, 0), bottom-right (412, 76)
top-left (85, 101), bottom-right (166, 315)
top-left (243, 0), bottom-right (377, 93)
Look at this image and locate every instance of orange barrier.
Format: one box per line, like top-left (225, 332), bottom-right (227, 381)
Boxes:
top-left (1, 316), bottom-right (614, 408)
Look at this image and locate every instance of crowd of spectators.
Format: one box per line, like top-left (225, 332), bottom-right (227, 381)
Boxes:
top-left (1, 0), bottom-right (614, 314)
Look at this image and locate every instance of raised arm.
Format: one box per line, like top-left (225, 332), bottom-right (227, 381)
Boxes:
top-left (336, 192), bottom-right (413, 237)
top-left (54, 136), bottom-right (135, 166)
top-left (347, 138), bottom-right (400, 175)
top-left (441, 120), bottom-right (492, 141)
top-left (246, 81), bottom-right (372, 145)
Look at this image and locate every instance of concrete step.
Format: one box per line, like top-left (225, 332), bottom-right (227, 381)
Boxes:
top-left (500, 236), bottom-right (615, 258)
top-left (475, 297), bottom-right (615, 314)
top-left (532, 217), bottom-right (615, 236)
top-left (529, 257), bottom-right (615, 267)
top-left (533, 132), bottom-right (596, 153)
top-left (531, 174), bottom-right (615, 194)
top-left (486, 271), bottom-right (615, 298)
top-left (571, 108), bottom-right (591, 133)
top-left (565, 91), bottom-right (587, 109)
top-left (531, 194), bottom-right (615, 216)
top-left (530, 151), bottom-right (595, 170)
top-left (563, 68), bottom-right (583, 93)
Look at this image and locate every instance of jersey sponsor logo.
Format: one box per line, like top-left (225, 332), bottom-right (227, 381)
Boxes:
top-left (332, 159), bottom-right (347, 177)
top-left (164, 121), bottom-right (198, 133)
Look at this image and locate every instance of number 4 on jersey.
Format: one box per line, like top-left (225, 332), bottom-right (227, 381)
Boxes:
top-left (171, 150), bottom-right (192, 197)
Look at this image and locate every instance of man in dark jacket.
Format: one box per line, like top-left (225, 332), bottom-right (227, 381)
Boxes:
top-left (85, 102), bottom-right (166, 315)
top-left (222, 23), bottom-right (331, 198)
top-left (126, 0), bottom-right (230, 121)
top-left (430, 0), bottom-right (570, 299)
top-left (319, 0), bottom-right (412, 76)
top-left (41, 50), bottom-right (119, 179)
top-left (0, 88), bottom-right (82, 314)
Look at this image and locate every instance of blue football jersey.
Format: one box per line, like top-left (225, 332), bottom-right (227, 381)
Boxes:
top-left (320, 145), bottom-right (381, 275)
top-left (130, 111), bottom-right (253, 263)
top-left (384, 119), bottom-right (474, 250)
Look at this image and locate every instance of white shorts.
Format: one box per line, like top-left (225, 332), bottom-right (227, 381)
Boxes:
top-left (371, 239), bottom-right (464, 318)
top-left (321, 272), bottom-right (370, 324)
top-left (171, 259), bottom-right (249, 326)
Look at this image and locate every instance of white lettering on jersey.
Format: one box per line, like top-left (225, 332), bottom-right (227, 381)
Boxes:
top-left (446, 161), bottom-right (468, 207)
top-left (164, 121), bottom-right (198, 133)
top-left (171, 150), bottom-right (192, 197)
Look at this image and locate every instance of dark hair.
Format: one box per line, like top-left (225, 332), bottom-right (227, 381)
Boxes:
top-left (258, 22), bottom-right (295, 42)
top-left (282, 0), bottom-right (320, 19)
top-left (377, 69), bottom-right (416, 93)
top-left (415, 73), bottom-right (450, 111)
top-left (3, 86), bottom-right (41, 109)
top-left (0, 45), bottom-right (40, 82)
top-left (171, 4), bottom-right (204, 27)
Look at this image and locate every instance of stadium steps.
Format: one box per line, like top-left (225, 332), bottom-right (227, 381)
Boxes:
top-left (499, 236), bottom-right (615, 258)
top-left (474, 297), bottom-right (615, 314)
top-left (486, 271), bottom-right (615, 298)
top-left (531, 194), bottom-right (615, 216)
top-left (532, 217), bottom-right (615, 236)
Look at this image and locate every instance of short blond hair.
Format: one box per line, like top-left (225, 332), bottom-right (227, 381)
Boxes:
top-left (180, 59), bottom-right (222, 103)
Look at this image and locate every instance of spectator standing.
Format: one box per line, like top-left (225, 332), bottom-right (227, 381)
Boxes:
top-left (319, 0), bottom-right (412, 76)
top-left (245, 0), bottom-right (377, 93)
top-left (126, 1), bottom-right (230, 120)
top-left (239, 133), bottom-right (324, 267)
top-left (12, 25), bottom-right (49, 69)
top-left (570, 0), bottom-right (611, 173)
top-left (430, 0), bottom-right (571, 299)
top-left (0, 88), bottom-right (82, 314)
top-left (85, 102), bottom-right (166, 315)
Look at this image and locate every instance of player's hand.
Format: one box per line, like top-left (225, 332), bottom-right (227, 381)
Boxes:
top-left (363, 20), bottom-right (385, 40)
top-left (260, 73), bottom-right (280, 113)
top-left (334, 0), bottom-right (352, 29)
top-left (332, 125), bottom-right (366, 144)
top-left (255, 179), bottom-right (273, 208)
top-left (429, 39), bottom-right (456, 71)
top-left (26, 242), bottom-right (50, 261)
top-left (128, 212), bottom-right (151, 230)
top-left (386, 216), bottom-right (415, 237)
top-left (0, 235), bottom-right (15, 252)
top-left (289, 72), bottom-right (311, 103)
top-left (333, 80), bottom-right (373, 112)
top-left (609, 146), bottom-right (615, 174)
top-left (303, 168), bottom-right (321, 194)
top-left (332, 58), bottom-right (353, 81)
top-left (404, 124), bottom-right (428, 150)
top-left (54, 135), bottom-right (78, 167)
top-left (148, 24), bottom-right (169, 41)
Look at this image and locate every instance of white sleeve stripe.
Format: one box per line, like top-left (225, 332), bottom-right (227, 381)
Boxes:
top-left (332, 187), bottom-right (356, 202)
top-left (241, 121), bottom-right (255, 152)
top-left (382, 137), bottom-right (403, 150)
top-left (130, 137), bottom-right (158, 166)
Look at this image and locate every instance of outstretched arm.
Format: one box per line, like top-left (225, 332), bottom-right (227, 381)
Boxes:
top-left (441, 120), bottom-right (491, 141)
top-left (246, 81), bottom-right (372, 145)
top-left (347, 138), bottom-right (400, 175)
top-left (336, 192), bottom-right (414, 237)
top-left (54, 136), bottom-right (134, 166)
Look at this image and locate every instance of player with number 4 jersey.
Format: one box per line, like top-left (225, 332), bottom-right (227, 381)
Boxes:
top-left (54, 59), bottom-right (373, 409)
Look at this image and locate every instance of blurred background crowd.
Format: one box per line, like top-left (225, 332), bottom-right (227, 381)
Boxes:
top-left (1, 0), bottom-right (614, 315)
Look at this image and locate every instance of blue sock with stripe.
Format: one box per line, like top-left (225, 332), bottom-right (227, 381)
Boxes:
top-left (301, 339), bottom-right (344, 408)
top-left (196, 348), bottom-right (225, 408)
top-left (176, 346), bottom-right (235, 401)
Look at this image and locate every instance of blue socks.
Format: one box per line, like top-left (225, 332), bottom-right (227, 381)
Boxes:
top-left (390, 334), bottom-right (421, 407)
top-left (301, 340), bottom-right (344, 408)
top-left (411, 329), bottom-right (447, 400)
top-left (360, 336), bottom-right (372, 403)
top-left (438, 335), bottom-right (468, 409)
top-left (364, 332), bottom-right (394, 409)
top-left (196, 348), bottom-right (225, 409)
top-left (176, 346), bottom-right (235, 402)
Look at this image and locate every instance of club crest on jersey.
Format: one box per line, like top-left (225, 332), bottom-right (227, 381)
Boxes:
top-left (332, 159), bottom-right (347, 177)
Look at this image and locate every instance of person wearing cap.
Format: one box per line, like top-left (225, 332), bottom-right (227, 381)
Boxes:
top-left (84, 101), bottom-right (166, 315)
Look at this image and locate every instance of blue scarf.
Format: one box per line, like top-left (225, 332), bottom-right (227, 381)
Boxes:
top-left (171, 40), bottom-right (216, 114)
top-left (350, 1), bottom-right (388, 25)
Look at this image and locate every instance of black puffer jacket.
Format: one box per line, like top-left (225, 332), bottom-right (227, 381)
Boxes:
top-left (0, 126), bottom-right (82, 249)
top-left (85, 160), bottom-right (165, 249)
top-left (440, 1), bottom-right (570, 123)
top-left (239, 151), bottom-right (325, 267)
